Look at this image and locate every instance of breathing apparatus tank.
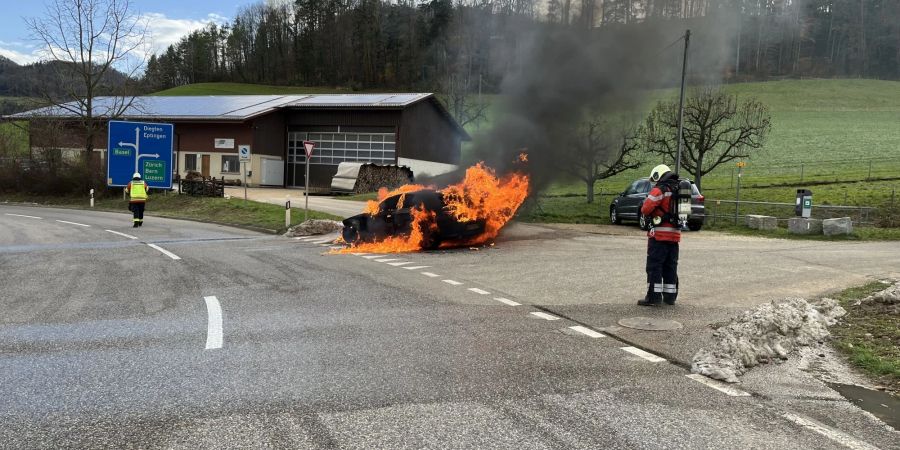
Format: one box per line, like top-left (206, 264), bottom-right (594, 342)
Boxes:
top-left (677, 179), bottom-right (693, 224)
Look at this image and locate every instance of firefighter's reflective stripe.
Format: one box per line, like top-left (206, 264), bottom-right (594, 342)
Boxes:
top-left (662, 283), bottom-right (678, 293)
top-left (653, 227), bottom-right (681, 233)
top-left (650, 282), bottom-right (664, 292)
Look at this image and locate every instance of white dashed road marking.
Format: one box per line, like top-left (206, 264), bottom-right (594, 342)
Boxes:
top-left (468, 288), bottom-right (490, 295)
top-left (621, 346), bottom-right (666, 362)
top-left (569, 325), bottom-right (605, 338)
top-left (203, 296), bottom-right (223, 350)
top-left (403, 265), bottom-right (431, 270)
top-left (56, 220), bottom-right (90, 227)
top-left (494, 297), bottom-right (521, 306)
top-left (361, 255), bottom-right (386, 259)
top-left (147, 243), bottom-right (181, 261)
top-left (442, 279), bottom-right (463, 286)
top-left (5, 213), bottom-right (42, 219)
top-left (782, 413), bottom-right (879, 450)
top-left (351, 253), bottom-right (370, 256)
top-left (387, 261), bottom-right (414, 266)
top-left (421, 272), bottom-right (440, 278)
top-left (105, 229), bottom-right (138, 240)
top-left (685, 374), bottom-right (750, 396)
top-left (375, 258), bottom-right (401, 262)
top-left (530, 311), bottom-right (560, 321)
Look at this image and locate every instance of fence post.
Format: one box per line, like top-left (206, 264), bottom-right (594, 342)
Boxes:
top-left (734, 167), bottom-right (743, 225)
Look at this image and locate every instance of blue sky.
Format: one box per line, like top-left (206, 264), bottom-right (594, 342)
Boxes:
top-left (0, 0), bottom-right (259, 65)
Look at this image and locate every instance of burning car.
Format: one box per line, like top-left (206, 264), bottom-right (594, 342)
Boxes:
top-left (336, 161), bottom-right (530, 254)
top-left (342, 189), bottom-right (486, 250)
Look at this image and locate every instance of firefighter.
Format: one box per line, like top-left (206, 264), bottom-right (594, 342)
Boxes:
top-left (638, 164), bottom-right (681, 306)
top-left (125, 172), bottom-right (148, 228)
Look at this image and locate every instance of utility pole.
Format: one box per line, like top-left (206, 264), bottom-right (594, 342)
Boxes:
top-left (675, 29), bottom-right (691, 177)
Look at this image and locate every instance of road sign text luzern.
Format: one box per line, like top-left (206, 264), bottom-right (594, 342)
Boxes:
top-left (107, 121), bottom-right (174, 189)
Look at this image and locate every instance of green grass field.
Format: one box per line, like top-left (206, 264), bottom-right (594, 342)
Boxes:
top-left (511, 79), bottom-right (900, 227)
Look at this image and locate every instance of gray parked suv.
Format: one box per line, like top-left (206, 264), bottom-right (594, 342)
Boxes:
top-left (609, 177), bottom-right (705, 231)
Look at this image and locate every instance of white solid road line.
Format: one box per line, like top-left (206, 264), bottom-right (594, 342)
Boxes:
top-left (468, 287), bottom-right (490, 295)
top-left (5, 213), bottom-right (42, 219)
top-left (361, 255), bottom-right (386, 259)
top-left (494, 297), bottom-right (521, 306)
top-left (56, 220), bottom-right (90, 227)
top-left (105, 229), bottom-right (138, 240)
top-left (375, 258), bottom-right (401, 262)
top-left (530, 311), bottom-right (560, 321)
top-left (203, 296), bottom-right (223, 350)
top-left (421, 272), bottom-right (440, 277)
top-left (147, 243), bottom-right (182, 261)
top-left (569, 325), bottom-right (605, 338)
top-left (684, 374), bottom-right (751, 397)
top-left (351, 253), bottom-right (370, 256)
top-left (442, 279), bottom-right (463, 286)
top-left (403, 265), bottom-right (430, 270)
top-left (782, 413), bottom-right (879, 450)
top-left (621, 346), bottom-right (666, 363)
top-left (387, 261), bottom-right (414, 266)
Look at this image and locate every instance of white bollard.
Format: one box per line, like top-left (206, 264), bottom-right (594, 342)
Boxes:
top-left (285, 197), bottom-right (291, 229)
top-left (90, 189), bottom-right (94, 208)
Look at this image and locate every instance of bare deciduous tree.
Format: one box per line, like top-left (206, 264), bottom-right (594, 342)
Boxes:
top-left (639, 86), bottom-right (771, 191)
top-left (26, 0), bottom-right (148, 162)
top-left (560, 118), bottom-right (645, 203)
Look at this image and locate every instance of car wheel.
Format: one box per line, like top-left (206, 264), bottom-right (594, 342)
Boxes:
top-left (688, 222), bottom-right (703, 231)
top-left (610, 206), bottom-right (621, 224)
top-left (342, 220), bottom-right (361, 244)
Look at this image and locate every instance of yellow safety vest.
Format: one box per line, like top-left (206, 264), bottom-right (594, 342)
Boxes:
top-left (129, 180), bottom-right (148, 201)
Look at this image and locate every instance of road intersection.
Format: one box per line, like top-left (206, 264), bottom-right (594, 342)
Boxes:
top-left (1, 205), bottom-right (896, 448)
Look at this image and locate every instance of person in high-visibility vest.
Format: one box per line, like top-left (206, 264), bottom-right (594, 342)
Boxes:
top-left (125, 172), bottom-right (148, 227)
top-left (638, 164), bottom-right (681, 306)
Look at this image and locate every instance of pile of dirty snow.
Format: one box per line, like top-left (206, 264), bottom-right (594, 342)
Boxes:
top-left (853, 282), bottom-right (900, 313)
top-left (692, 298), bottom-right (846, 383)
top-left (284, 219), bottom-right (343, 237)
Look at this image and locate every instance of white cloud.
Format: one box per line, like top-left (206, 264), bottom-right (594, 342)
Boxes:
top-left (144, 12), bottom-right (229, 56)
top-left (0, 47), bottom-right (41, 65)
top-left (0, 12), bottom-right (229, 67)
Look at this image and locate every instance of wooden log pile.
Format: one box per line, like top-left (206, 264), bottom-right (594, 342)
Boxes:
top-left (354, 164), bottom-right (414, 193)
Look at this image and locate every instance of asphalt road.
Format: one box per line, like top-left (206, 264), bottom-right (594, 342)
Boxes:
top-left (0, 205), bottom-right (896, 449)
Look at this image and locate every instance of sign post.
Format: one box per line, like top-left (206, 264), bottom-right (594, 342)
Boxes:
top-left (303, 141), bottom-right (316, 222)
top-left (239, 144), bottom-right (251, 201)
top-left (107, 121), bottom-right (174, 190)
top-left (735, 161), bottom-right (746, 224)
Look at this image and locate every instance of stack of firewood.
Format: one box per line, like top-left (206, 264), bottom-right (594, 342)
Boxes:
top-left (354, 164), bottom-right (414, 193)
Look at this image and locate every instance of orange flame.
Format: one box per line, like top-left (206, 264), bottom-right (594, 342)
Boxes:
top-left (518, 152), bottom-right (528, 163)
top-left (337, 161), bottom-right (529, 253)
top-left (363, 184), bottom-right (428, 216)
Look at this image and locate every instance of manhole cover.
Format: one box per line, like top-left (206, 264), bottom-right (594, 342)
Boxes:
top-left (618, 317), bottom-right (683, 331)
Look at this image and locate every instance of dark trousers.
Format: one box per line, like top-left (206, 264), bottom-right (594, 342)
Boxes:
top-left (130, 202), bottom-right (145, 223)
top-left (645, 239), bottom-right (679, 303)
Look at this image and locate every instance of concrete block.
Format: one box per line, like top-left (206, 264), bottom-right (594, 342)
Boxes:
top-left (788, 217), bottom-right (823, 235)
top-left (823, 217), bottom-right (853, 236)
top-left (746, 214), bottom-right (777, 230)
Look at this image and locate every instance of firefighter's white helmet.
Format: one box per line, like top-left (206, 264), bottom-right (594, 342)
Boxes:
top-left (649, 164), bottom-right (671, 183)
top-left (132, 172), bottom-right (141, 179)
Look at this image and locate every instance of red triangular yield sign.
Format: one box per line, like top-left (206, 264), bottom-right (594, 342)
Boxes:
top-left (303, 141), bottom-right (315, 158)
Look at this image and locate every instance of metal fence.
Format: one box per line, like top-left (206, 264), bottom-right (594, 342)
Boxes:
top-left (711, 157), bottom-right (899, 188)
top-left (706, 199), bottom-right (878, 227)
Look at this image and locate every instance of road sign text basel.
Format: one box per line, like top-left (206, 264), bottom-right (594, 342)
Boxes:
top-left (107, 120), bottom-right (174, 188)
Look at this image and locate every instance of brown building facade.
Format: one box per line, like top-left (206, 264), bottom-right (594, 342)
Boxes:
top-left (12, 94), bottom-right (469, 190)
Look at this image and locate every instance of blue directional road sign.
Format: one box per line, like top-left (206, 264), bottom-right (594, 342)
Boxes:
top-left (107, 120), bottom-right (174, 188)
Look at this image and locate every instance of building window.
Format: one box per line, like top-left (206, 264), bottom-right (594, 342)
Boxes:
top-left (185, 154), bottom-right (198, 171)
top-left (288, 131), bottom-right (396, 166)
top-left (221, 155), bottom-right (240, 173)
